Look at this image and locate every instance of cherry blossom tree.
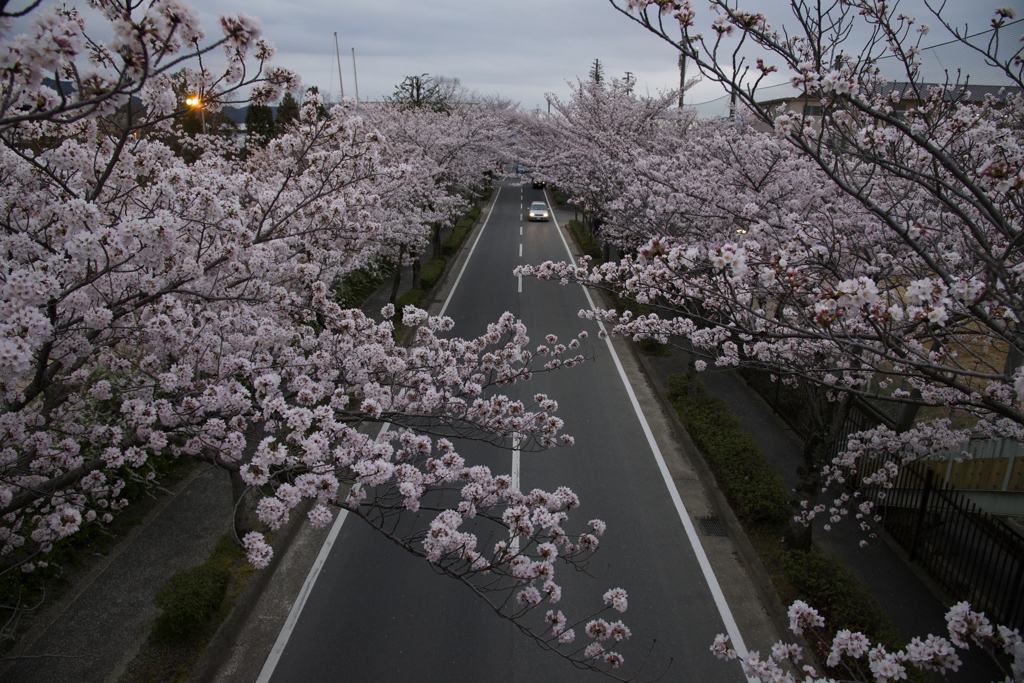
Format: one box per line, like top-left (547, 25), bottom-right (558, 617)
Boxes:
top-left (523, 0), bottom-right (1024, 523)
top-left (713, 599), bottom-right (1022, 683)
top-left (0, 3), bottom-right (642, 675)
top-left (517, 77), bottom-right (690, 249)
top-left (364, 96), bottom-right (512, 292)
top-left (516, 1), bottom-right (1024, 679)
top-left (597, 0), bottom-right (1024, 444)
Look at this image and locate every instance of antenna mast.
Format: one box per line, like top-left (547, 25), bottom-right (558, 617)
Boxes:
top-left (334, 32), bottom-right (345, 99)
top-left (351, 47), bottom-right (360, 104)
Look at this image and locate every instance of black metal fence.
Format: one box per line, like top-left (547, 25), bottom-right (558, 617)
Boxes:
top-left (740, 369), bottom-right (1024, 628)
top-left (855, 461), bottom-right (1024, 630)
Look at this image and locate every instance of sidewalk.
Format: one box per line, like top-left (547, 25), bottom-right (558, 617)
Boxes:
top-left (0, 465), bottom-right (234, 683)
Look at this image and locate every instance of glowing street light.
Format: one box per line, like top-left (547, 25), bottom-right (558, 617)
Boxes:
top-left (185, 94), bottom-right (206, 134)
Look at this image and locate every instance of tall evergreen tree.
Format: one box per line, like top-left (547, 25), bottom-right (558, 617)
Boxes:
top-left (588, 59), bottom-right (604, 84)
top-left (275, 91), bottom-right (299, 131)
top-left (245, 103), bottom-right (275, 147)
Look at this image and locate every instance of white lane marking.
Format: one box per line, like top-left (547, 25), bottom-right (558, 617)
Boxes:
top-left (547, 207), bottom-right (756, 681)
top-left (258, 422), bottom-right (381, 682)
top-left (439, 187), bottom-right (502, 317)
top-left (511, 322), bottom-right (523, 551)
top-left (510, 431), bottom-right (522, 551)
top-left (256, 506), bottom-right (350, 682)
top-left (519, 243), bottom-right (522, 258)
top-left (520, 226), bottom-right (523, 236)
top-left (261, 189), bottom-right (508, 679)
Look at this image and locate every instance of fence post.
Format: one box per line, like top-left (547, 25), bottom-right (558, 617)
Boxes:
top-left (910, 468), bottom-right (934, 563)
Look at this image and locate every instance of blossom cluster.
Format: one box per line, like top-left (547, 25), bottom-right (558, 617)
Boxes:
top-left (712, 600), bottom-right (1021, 683)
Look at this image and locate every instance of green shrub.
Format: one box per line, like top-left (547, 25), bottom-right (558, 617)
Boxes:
top-left (638, 337), bottom-right (671, 356)
top-left (419, 258), bottom-right (446, 290)
top-left (153, 562), bottom-right (231, 643)
top-left (779, 550), bottom-right (914, 677)
top-left (667, 374), bottom-right (791, 525)
top-left (442, 216), bottom-right (475, 256)
top-left (607, 291), bottom-right (652, 321)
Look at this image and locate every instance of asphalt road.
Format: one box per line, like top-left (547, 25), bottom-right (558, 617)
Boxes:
top-left (259, 179), bottom-right (754, 683)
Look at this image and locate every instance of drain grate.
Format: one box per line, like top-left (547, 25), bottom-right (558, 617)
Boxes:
top-left (697, 515), bottom-right (727, 537)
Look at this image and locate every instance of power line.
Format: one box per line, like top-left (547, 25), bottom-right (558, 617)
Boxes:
top-left (684, 18), bottom-right (1022, 108)
top-left (878, 17), bottom-right (1023, 60)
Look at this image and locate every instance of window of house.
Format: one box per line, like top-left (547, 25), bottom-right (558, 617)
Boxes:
top-left (802, 104), bottom-right (822, 117)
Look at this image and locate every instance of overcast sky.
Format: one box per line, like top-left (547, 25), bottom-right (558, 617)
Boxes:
top-left (11, 1), bottom-right (1021, 115)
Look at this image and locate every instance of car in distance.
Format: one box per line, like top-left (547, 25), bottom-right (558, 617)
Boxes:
top-left (531, 177), bottom-right (546, 189)
top-left (528, 201), bottom-right (550, 221)
top-left (516, 164), bottom-right (527, 174)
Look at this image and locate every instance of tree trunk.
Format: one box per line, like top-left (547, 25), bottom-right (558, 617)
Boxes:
top-left (229, 466), bottom-right (253, 538)
top-left (894, 388), bottom-right (923, 432)
top-left (412, 257), bottom-right (422, 291)
top-left (783, 392), bottom-right (854, 551)
top-left (389, 245), bottom-right (405, 304)
top-left (431, 224), bottom-right (441, 260)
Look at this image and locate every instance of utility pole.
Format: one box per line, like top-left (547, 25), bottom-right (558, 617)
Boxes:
top-left (351, 47), bottom-right (360, 104)
top-left (334, 32), bottom-right (344, 98)
top-left (678, 53), bottom-right (686, 108)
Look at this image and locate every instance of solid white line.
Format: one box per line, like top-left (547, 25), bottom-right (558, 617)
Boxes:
top-left (511, 431), bottom-right (522, 551)
top-left (440, 187), bottom-right (502, 317)
top-left (547, 208), bottom-right (756, 679)
top-left (259, 420), bottom-right (393, 681)
top-left (256, 507), bottom-right (350, 682)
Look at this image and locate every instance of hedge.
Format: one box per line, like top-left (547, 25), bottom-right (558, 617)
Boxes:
top-left (667, 373), bottom-right (791, 525)
top-left (442, 215), bottom-right (475, 256)
top-left (394, 288), bottom-right (426, 310)
top-left (419, 258), bottom-right (446, 290)
top-left (779, 550), bottom-right (911, 675)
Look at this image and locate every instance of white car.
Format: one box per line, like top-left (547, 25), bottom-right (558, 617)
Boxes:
top-left (528, 201), bottom-right (550, 221)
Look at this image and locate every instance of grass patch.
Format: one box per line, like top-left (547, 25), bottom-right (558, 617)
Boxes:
top-left (120, 534), bottom-right (254, 683)
top-left (394, 288), bottom-right (426, 311)
top-left (335, 259), bottom-right (394, 308)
